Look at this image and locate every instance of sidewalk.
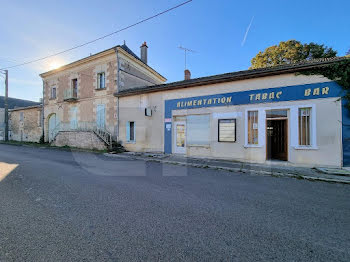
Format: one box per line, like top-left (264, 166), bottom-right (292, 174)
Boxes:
top-left (105, 152), bottom-right (350, 184)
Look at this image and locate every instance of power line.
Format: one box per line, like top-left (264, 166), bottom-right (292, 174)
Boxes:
top-left (0, 0), bottom-right (192, 70)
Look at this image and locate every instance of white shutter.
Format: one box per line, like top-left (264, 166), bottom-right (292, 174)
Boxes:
top-left (187, 115), bottom-right (210, 145)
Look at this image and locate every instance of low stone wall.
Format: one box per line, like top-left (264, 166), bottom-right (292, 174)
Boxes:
top-left (52, 131), bottom-right (107, 150)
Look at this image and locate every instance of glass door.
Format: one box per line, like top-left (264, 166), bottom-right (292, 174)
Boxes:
top-left (174, 121), bottom-right (186, 154)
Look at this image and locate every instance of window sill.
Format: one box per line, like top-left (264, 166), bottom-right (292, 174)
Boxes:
top-left (125, 141), bottom-right (136, 144)
top-left (49, 98), bottom-right (57, 100)
top-left (293, 146), bottom-right (318, 150)
top-left (244, 144), bottom-right (262, 148)
top-left (187, 144), bottom-right (210, 148)
top-left (95, 87), bottom-right (106, 91)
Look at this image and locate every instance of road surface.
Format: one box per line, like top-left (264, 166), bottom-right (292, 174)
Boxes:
top-left (0, 144), bottom-right (349, 261)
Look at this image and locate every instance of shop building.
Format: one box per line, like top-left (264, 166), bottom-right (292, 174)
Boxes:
top-left (116, 58), bottom-right (350, 167)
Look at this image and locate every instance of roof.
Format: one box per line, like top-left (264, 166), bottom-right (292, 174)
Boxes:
top-left (0, 96), bottom-right (40, 109)
top-left (40, 43), bottom-right (166, 81)
top-left (115, 57), bottom-right (349, 97)
top-left (9, 104), bottom-right (42, 112)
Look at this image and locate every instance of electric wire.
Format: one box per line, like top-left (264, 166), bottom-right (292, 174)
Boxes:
top-left (0, 0), bottom-right (192, 70)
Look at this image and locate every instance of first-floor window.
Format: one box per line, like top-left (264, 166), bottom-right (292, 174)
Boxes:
top-left (97, 72), bottom-right (105, 89)
top-left (218, 119), bottom-right (236, 142)
top-left (126, 121), bottom-right (135, 142)
top-left (299, 108), bottom-right (311, 146)
top-left (187, 114), bottom-right (210, 145)
top-left (72, 79), bottom-right (78, 98)
top-left (20, 112), bottom-right (24, 122)
top-left (51, 86), bottom-right (57, 99)
top-left (247, 111), bottom-right (258, 144)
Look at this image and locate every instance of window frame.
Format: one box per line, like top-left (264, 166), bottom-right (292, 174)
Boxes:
top-left (247, 110), bottom-right (259, 145)
top-left (298, 107), bottom-right (312, 147)
top-left (51, 86), bottom-right (57, 99)
top-left (126, 121), bottom-right (136, 143)
top-left (97, 72), bottom-right (106, 90)
top-left (71, 78), bottom-right (78, 98)
top-left (218, 119), bottom-right (236, 143)
top-left (19, 112), bottom-right (24, 122)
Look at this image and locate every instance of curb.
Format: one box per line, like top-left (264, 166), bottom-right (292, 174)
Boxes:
top-left (104, 153), bottom-right (350, 184)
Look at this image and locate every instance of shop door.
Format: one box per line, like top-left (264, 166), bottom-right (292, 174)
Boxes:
top-left (173, 122), bottom-right (186, 154)
top-left (266, 119), bottom-right (288, 161)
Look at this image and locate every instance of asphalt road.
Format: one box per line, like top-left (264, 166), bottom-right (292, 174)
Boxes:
top-left (0, 144), bottom-right (349, 262)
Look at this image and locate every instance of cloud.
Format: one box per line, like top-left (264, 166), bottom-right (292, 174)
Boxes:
top-left (241, 16), bottom-right (255, 47)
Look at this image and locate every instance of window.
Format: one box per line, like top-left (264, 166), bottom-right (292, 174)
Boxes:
top-left (20, 112), bottom-right (24, 122)
top-left (247, 111), bottom-right (258, 144)
top-left (72, 79), bottom-right (78, 98)
top-left (218, 119), bottom-right (236, 142)
top-left (51, 86), bottom-right (57, 99)
top-left (187, 114), bottom-right (210, 145)
top-left (299, 108), bottom-right (311, 146)
top-left (126, 121), bottom-right (135, 142)
top-left (97, 72), bottom-right (105, 89)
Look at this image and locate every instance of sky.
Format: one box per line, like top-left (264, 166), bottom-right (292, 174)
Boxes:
top-left (0, 0), bottom-right (349, 102)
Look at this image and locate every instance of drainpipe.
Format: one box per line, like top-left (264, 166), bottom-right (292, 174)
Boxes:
top-left (115, 47), bottom-right (120, 142)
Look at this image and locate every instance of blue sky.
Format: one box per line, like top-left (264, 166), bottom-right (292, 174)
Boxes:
top-left (0, 0), bottom-right (349, 102)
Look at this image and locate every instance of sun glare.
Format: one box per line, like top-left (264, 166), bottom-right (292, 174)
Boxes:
top-left (49, 61), bottom-right (61, 70)
top-left (0, 162), bottom-right (18, 182)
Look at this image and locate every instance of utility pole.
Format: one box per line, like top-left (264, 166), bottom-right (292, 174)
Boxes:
top-left (4, 70), bottom-right (8, 141)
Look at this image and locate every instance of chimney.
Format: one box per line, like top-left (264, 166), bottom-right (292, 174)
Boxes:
top-left (184, 69), bottom-right (191, 80)
top-left (140, 42), bottom-right (148, 64)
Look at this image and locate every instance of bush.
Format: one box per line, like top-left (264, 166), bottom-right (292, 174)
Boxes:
top-left (109, 140), bottom-right (126, 153)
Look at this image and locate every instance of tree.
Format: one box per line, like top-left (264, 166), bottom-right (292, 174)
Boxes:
top-left (250, 40), bottom-right (337, 69)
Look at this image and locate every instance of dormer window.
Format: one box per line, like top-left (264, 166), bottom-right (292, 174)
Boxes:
top-left (97, 72), bottom-right (105, 89)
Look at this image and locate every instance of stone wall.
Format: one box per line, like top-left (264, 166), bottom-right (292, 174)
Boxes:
top-left (52, 131), bottom-right (107, 150)
top-left (9, 106), bottom-right (42, 142)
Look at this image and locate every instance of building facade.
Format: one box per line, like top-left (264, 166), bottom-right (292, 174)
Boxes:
top-left (40, 43), bottom-right (166, 148)
top-left (0, 96), bottom-right (40, 141)
top-left (9, 105), bottom-right (43, 142)
top-left (116, 58), bottom-right (350, 168)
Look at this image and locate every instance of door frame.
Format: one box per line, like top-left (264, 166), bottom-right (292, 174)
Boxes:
top-left (173, 121), bottom-right (186, 154)
top-left (266, 113), bottom-right (289, 161)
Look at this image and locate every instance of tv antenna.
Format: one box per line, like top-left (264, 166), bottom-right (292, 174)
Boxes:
top-left (178, 45), bottom-right (196, 70)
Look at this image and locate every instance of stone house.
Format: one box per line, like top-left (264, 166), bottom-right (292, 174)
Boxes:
top-left (0, 96), bottom-right (39, 141)
top-left (9, 105), bottom-right (43, 142)
top-left (40, 42), bottom-right (166, 149)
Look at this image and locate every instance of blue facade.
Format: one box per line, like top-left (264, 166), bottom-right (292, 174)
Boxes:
top-left (164, 81), bottom-right (350, 165)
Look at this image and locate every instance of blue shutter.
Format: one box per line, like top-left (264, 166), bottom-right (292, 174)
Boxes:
top-left (96, 104), bottom-right (105, 129)
top-left (70, 107), bottom-right (77, 129)
top-left (126, 122), bottom-right (130, 142)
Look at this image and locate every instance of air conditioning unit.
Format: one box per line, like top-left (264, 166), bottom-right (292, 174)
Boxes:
top-left (145, 108), bottom-right (152, 117)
